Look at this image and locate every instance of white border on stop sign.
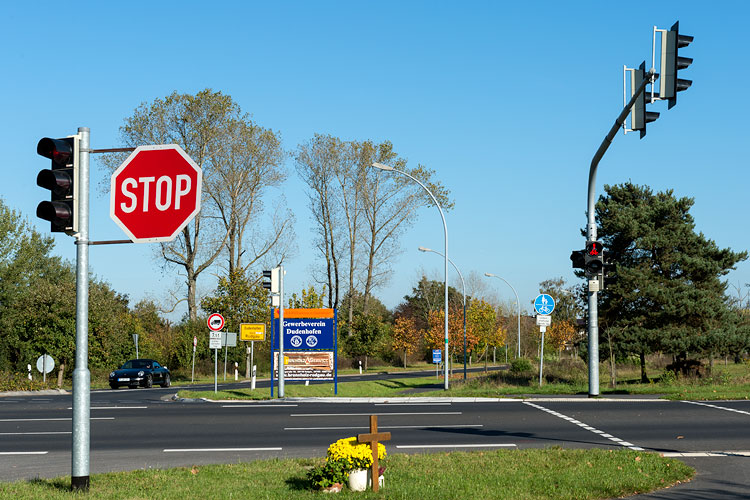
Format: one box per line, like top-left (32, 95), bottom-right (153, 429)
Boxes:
top-left (109, 144), bottom-right (203, 243)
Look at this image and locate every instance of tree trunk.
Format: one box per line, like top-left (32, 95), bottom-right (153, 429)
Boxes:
top-left (56, 363), bottom-right (65, 388)
top-left (640, 352), bottom-right (649, 383)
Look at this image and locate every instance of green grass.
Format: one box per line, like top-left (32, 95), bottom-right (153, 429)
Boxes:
top-left (0, 449), bottom-right (693, 500)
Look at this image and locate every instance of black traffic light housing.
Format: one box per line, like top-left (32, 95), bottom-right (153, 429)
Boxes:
top-left (661, 21), bottom-right (693, 110)
top-left (36, 136), bottom-right (78, 234)
top-left (602, 258), bottom-right (617, 289)
top-left (631, 61), bottom-right (660, 139)
top-left (262, 268), bottom-right (279, 294)
top-left (570, 249), bottom-right (585, 270)
top-left (584, 241), bottom-right (604, 279)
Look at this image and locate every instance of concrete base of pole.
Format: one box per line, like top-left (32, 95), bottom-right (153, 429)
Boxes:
top-left (71, 476), bottom-right (89, 491)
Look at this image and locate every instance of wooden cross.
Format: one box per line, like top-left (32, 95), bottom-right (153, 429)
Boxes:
top-left (357, 415), bottom-right (391, 492)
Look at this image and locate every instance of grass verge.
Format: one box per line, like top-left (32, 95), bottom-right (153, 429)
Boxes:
top-left (0, 449), bottom-right (693, 500)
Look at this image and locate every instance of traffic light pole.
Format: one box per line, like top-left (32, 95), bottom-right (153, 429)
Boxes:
top-left (586, 71), bottom-right (653, 397)
top-left (72, 127), bottom-right (90, 490)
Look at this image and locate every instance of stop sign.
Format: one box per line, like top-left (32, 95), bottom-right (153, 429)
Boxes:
top-left (110, 144), bottom-right (202, 243)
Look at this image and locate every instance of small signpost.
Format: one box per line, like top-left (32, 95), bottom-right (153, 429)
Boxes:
top-left (36, 354), bottom-right (55, 383)
top-left (240, 323), bottom-right (265, 387)
top-left (432, 349), bottom-right (442, 378)
top-left (533, 295), bottom-right (555, 387)
top-left (208, 313), bottom-right (224, 393)
top-left (357, 415), bottom-right (391, 493)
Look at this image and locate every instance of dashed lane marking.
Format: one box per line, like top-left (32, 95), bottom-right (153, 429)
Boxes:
top-left (285, 424), bottom-right (482, 431)
top-left (396, 444), bottom-right (516, 449)
top-left (523, 401), bottom-right (644, 451)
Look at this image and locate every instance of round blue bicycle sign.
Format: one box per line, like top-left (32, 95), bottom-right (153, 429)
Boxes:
top-left (534, 294), bottom-right (555, 315)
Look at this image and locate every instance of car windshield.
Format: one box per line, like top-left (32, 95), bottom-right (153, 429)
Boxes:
top-left (120, 360), bottom-right (151, 369)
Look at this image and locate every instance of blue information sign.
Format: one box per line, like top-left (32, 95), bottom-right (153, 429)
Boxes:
top-left (273, 317), bottom-right (336, 350)
top-left (534, 294), bottom-right (555, 315)
top-left (432, 349), bottom-right (442, 364)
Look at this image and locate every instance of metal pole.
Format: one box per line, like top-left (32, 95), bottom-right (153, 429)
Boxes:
top-left (279, 265), bottom-right (285, 397)
top-left (191, 343), bottom-right (195, 383)
top-left (374, 165), bottom-right (449, 390)
top-left (586, 68), bottom-right (654, 397)
top-left (419, 247), bottom-right (466, 381)
top-left (485, 274), bottom-right (521, 359)
top-left (72, 127), bottom-right (90, 491)
top-left (214, 345), bottom-right (217, 393)
top-left (539, 328), bottom-right (546, 386)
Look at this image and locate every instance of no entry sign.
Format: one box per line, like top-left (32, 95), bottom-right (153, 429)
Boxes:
top-left (110, 144), bottom-right (202, 243)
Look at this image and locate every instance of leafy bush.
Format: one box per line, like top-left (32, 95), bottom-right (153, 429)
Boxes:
top-left (0, 371), bottom-right (55, 392)
top-left (510, 358), bottom-right (533, 374)
top-left (306, 458), bottom-right (349, 489)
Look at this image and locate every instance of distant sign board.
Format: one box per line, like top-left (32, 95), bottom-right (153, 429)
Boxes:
top-left (432, 349), bottom-right (442, 364)
top-left (209, 331), bottom-right (222, 349)
top-left (273, 308), bottom-right (335, 350)
top-left (273, 351), bottom-right (334, 380)
top-left (536, 315), bottom-right (551, 327)
top-left (533, 294), bottom-right (555, 315)
top-left (222, 332), bottom-right (237, 347)
top-left (240, 323), bottom-right (266, 341)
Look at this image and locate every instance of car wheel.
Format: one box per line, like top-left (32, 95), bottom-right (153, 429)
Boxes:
top-left (160, 374), bottom-right (171, 388)
top-left (144, 375), bottom-right (153, 388)
top-left (109, 383), bottom-right (118, 390)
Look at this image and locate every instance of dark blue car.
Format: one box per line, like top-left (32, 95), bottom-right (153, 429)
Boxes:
top-left (109, 359), bottom-right (171, 389)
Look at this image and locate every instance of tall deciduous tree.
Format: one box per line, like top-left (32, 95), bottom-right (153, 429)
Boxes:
top-left (391, 316), bottom-right (422, 367)
top-left (594, 182), bottom-right (747, 379)
top-left (101, 89), bottom-right (293, 321)
top-left (295, 136), bottom-right (452, 319)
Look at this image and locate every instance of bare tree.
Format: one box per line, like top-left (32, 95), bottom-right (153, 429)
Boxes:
top-left (100, 89), bottom-right (292, 320)
top-left (294, 134), bottom-right (345, 309)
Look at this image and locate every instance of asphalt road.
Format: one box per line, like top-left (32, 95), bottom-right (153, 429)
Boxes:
top-left (2, 383), bottom-right (750, 498)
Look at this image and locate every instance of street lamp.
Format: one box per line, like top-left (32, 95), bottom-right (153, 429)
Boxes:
top-left (418, 246), bottom-right (467, 381)
top-left (484, 273), bottom-right (521, 359)
top-left (372, 162), bottom-right (450, 390)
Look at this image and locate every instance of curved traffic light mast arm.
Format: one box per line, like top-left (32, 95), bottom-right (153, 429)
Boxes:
top-left (585, 68), bottom-right (654, 398)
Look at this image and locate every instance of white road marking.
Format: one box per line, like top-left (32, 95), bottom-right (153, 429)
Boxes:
top-left (523, 401), bottom-right (644, 451)
top-left (0, 432), bottom-right (71, 435)
top-left (662, 451), bottom-right (750, 457)
top-left (163, 447), bottom-right (282, 452)
top-left (67, 406), bottom-right (148, 410)
top-left (0, 417), bottom-right (115, 422)
top-left (374, 403), bottom-right (452, 406)
top-left (396, 444), bottom-right (516, 449)
top-left (285, 424), bottom-right (483, 431)
top-left (291, 412), bottom-right (461, 417)
top-left (681, 400), bottom-right (750, 416)
top-left (221, 404), bottom-right (298, 408)
top-left (0, 451), bottom-right (48, 455)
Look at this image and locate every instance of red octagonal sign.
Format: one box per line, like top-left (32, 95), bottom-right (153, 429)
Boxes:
top-left (110, 145), bottom-right (202, 243)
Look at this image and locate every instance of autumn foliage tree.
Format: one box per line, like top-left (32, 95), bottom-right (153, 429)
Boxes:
top-left (423, 308), bottom-right (478, 365)
top-left (391, 316), bottom-right (422, 367)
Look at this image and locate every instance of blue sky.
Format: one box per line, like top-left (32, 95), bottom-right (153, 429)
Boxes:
top-left (2, 2), bottom-right (749, 320)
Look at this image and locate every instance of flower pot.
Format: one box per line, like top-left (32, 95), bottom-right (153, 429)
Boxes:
top-left (348, 469), bottom-right (368, 491)
top-left (348, 469), bottom-right (384, 491)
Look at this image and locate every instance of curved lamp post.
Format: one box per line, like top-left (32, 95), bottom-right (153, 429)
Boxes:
top-left (484, 273), bottom-right (521, 359)
top-left (372, 162), bottom-right (450, 390)
top-left (418, 246), bottom-right (467, 380)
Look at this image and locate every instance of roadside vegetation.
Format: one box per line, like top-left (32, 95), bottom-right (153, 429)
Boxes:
top-left (0, 448), bottom-right (693, 500)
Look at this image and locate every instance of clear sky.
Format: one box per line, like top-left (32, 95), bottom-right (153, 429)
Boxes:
top-left (2, 2), bottom-right (748, 321)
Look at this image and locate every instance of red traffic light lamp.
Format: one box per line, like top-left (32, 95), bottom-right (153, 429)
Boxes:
top-left (36, 136), bottom-right (79, 234)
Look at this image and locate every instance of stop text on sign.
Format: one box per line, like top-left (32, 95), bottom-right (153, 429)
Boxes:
top-left (110, 144), bottom-right (202, 243)
top-left (118, 175), bottom-right (193, 213)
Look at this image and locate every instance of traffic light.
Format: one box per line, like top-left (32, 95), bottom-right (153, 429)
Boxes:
top-left (584, 241), bottom-right (604, 279)
top-left (262, 268), bottom-right (279, 294)
top-left (36, 136), bottom-right (79, 234)
top-left (630, 61), bottom-right (660, 139)
top-left (602, 258), bottom-right (617, 289)
top-left (570, 249), bottom-right (585, 270)
top-left (660, 21), bottom-right (693, 109)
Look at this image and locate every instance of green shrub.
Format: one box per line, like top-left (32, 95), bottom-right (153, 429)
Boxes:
top-left (306, 458), bottom-right (349, 489)
top-left (510, 358), bottom-right (533, 373)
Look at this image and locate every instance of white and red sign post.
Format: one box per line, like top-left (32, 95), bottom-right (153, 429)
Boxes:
top-left (207, 313), bottom-right (225, 393)
top-left (110, 145), bottom-right (202, 243)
